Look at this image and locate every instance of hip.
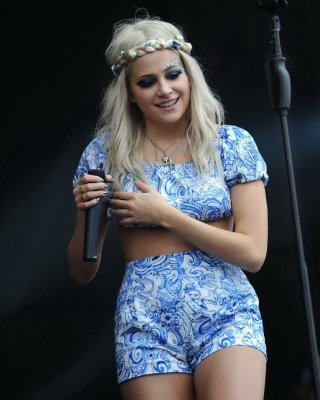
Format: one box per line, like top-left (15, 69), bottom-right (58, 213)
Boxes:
top-left (116, 249), bottom-right (259, 318)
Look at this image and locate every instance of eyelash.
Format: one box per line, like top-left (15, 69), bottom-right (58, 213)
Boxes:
top-left (137, 69), bottom-right (183, 88)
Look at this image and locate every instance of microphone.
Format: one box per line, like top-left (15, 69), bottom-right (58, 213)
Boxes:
top-left (257, 0), bottom-right (288, 12)
top-left (83, 169), bottom-right (106, 262)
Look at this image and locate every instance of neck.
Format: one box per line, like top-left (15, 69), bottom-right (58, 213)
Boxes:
top-left (146, 131), bottom-right (185, 145)
top-left (144, 131), bottom-right (189, 166)
top-left (145, 120), bottom-right (188, 142)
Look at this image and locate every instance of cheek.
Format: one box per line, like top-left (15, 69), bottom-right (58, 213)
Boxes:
top-left (180, 82), bottom-right (191, 105)
top-left (177, 77), bottom-right (191, 97)
top-left (133, 91), bottom-right (153, 110)
top-left (128, 82), bottom-right (149, 105)
top-left (184, 79), bottom-right (191, 96)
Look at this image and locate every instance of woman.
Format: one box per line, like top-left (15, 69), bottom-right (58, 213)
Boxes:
top-left (67, 14), bottom-right (269, 400)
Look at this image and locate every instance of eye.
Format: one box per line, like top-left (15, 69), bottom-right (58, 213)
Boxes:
top-left (137, 77), bottom-right (156, 88)
top-left (166, 69), bottom-right (183, 80)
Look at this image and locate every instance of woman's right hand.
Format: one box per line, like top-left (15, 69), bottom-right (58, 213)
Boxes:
top-left (73, 172), bottom-right (114, 210)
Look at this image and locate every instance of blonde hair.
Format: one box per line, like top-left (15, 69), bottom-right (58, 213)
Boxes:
top-left (96, 14), bottom-right (224, 188)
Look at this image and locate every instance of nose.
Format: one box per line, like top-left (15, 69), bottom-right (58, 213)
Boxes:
top-left (157, 79), bottom-right (173, 96)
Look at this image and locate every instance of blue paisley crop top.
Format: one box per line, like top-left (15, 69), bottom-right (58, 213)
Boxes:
top-left (73, 125), bottom-right (268, 227)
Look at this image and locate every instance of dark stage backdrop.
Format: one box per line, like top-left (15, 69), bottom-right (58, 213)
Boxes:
top-left (1, 1), bottom-right (319, 399)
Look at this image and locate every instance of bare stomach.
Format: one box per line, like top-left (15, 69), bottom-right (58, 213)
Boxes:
top-left (118, 217), bottom-right (234, 262)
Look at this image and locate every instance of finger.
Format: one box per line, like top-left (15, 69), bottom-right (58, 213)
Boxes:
top-left (105, 174), bottom-right (115, 183)
top-left (79, 188), bottom-right (107, 202)
top-left (74, 182), bottom-right (108, 197)
top-left (76, 190), bottom-right (102, 203)
top-left (73, 185), bottom-right (86, 196)
top-left (76, 196), bottom-right (101, 210)
top-left (80, 172), bottom-right (86, 184)
top-left (111, 208), bottom-right (132, 217)
top-left (109, 210), bottom-right (135, 225)
top-left (119, 217), bottom-right (134, 226)
top-left (112, 191), bottom-right (136, 200)
top-left (78, 173), bottom-right (105, 186)
top-left (133, 180), bottom-right (154, 193)
top-left (109, 198), bottom-right (131, 208)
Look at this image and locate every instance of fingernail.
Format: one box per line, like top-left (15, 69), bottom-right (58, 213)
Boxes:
top-left (99, 178), bottom-right (104, 182)
top-left (104, 184), bottom-right (108, 188)
top-left (95, 197), bottom-right (100, 203)
top-left (103, 190), bottom-right (108, 194)
top-left (133, 176), bottom-right (139, 182)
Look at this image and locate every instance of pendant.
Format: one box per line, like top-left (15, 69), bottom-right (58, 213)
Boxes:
top-left (162, 155), bottom-right (171, 164)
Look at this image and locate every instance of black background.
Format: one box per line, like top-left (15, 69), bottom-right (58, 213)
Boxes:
top-left (1, 1), bottom-right (320, 399)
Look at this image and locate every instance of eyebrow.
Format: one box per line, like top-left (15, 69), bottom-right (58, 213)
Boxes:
top-left (161, 59), bottom-right (183, 71)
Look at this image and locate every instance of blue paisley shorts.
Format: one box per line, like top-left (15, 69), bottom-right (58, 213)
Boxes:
top-left (114, 249), bottom-right (266, 384)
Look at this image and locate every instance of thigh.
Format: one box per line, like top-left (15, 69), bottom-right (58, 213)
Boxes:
top-left (120, 373), bottom-right (195, 400)
top-left (194, 346), bottom-right (266, 400)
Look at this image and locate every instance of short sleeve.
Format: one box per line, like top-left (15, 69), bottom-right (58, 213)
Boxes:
top-left (72, 134), bottom-right (108, 187)
top-left (218, 125), bottom-right (269, 188)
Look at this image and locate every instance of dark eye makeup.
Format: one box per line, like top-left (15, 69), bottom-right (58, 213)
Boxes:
top-left (166, 69), bottom-right (183, 80)
top-left (137, 77), bottom-right (156, 88)
top-left (137, 69), bottom-right (183, 88)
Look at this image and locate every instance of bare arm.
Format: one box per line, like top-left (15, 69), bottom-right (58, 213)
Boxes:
top-left (110, 179), bottom-right (268, 273)
top-left (161, 180), bottom-right (268, 272)
top-left (67, 173), bottom-right (113, 285)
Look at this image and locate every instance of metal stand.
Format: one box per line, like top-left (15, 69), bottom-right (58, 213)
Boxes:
top-left (258, 1), bottom-right (320, 398)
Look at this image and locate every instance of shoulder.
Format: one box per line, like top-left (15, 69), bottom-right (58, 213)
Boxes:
top-left (216, 124), bottom-right (269, 187)
top-left (72, 132), bottom-right (109, 186)
top-left (216, 124), bottom-right (261, 158)
top-left (79, 131), bottom-right (109, 164)
top-left (85, 131), bottom-right (109, 155)
top-left (217, 124), bottom-right (254, 144)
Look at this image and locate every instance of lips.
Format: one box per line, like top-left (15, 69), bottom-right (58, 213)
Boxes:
top-left (156, 98), bottom-right (179, 108)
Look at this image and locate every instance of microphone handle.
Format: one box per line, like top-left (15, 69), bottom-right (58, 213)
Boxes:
top-left (83, 169), bottom-right (106, 262)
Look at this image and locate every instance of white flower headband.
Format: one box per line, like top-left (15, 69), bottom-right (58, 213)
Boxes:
top-left (111, 35), bottom-right (192, 77)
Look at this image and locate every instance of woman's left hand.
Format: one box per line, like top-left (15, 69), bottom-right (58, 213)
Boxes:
top-left (109, 180), bottom-right (171, 226)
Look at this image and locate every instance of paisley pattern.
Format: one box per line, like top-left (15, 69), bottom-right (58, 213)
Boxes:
top-left (73, 125), bottom-right (268, 227)
top-left (72, 125), bottom-right (268, 384)
top-left (115, 250), bottom-right (266, 384)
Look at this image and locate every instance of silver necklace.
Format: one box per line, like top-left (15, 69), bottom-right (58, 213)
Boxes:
top-left (146, 134), bottom-right (187, 165)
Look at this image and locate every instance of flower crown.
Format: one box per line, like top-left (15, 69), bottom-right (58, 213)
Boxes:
top-left (111, 35), bottom-right (192, 77)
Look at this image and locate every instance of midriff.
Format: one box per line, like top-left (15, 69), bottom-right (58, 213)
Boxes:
top-left (118, 217), bottom-right (234, 262)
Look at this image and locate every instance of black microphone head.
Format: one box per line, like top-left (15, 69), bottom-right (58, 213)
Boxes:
top-left (87, 169), bottom-right (106, 182)
top-left (258, 0), bottom-right (288, 13)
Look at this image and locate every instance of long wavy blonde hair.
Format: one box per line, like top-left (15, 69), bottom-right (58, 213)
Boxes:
top-left (96, 14), bottom-right (224, 188)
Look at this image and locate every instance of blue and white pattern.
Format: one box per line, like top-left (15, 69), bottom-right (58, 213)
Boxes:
top-left (73, 125), bottom-right (268, 384)
top-left (73, 125), bottom-right (268, 227)
top-left (115, 249), bottom-right (266, 384)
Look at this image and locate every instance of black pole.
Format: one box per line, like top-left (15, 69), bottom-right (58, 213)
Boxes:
top-left (258, 1), bottom-right (320, 398)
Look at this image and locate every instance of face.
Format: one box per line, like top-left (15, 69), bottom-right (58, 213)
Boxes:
top-left (127, 49), bottom-right (191, 130)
